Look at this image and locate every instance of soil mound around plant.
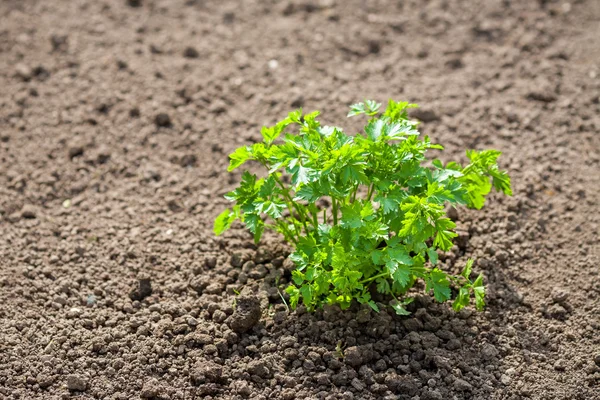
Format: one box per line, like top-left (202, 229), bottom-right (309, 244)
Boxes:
top-left (1, 0), bottom-right (599, 399)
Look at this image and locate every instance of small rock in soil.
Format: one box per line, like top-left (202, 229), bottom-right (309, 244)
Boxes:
top-left (154, 113), bottom-right (172, 128)
top-left (191, 361), bottom-right (224, 384)
top-left (551, 287), bottom-right (569, 304)
top-left (410, 108), bottom-right (439, 122)
top-left (50, 34), bottom-right (68, 52)
top-left (66, 374), bottom-right (88, 391)
top-left (227, 295), bottom-right (261, 333)
top-left (129, 275), bottom-right (152, 301)
top-left (422, 390), bottom-right (444, 400)
top-left (21, 205), bottom-right (37, 219)
top-left (183, 46), bottom-right (200, 58)
top-left (140, 378), bottom-right (160, 398)
top-left (554, 359), bottom-right (567, 371)
top-left (344, 346), bottom-right (364, 367)
top-left (546, 303), bottom-right (568, 320)
top-left (127, 0), bottom-right (142, 7)
top-left (15, 63), bottom-right (32, 80)
top-left (385, 374), bottom-right (418, 395)
top-left (595, 354), bottom-right (600, 367)
top-left (481, 343), bottom-right (499, 360)
top-left (247, 359), bottom-right (271, 379)
top-left (68, 145), bottom-right (84, 159)
top-left (453, 378), bottom-right (473, 392)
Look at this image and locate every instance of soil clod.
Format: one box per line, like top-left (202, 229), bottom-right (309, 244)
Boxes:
top-left (129, 275), bottom-right (152, 301)
top-left (227, 295), bottom-right (261, 333)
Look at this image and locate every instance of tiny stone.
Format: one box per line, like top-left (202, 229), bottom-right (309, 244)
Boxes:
top-left (183, 46), bottom-right (199, 58)
top-left (453, 378), bottom-right (473, 392)
top-left (554, 359), bottom-right (567, 371)
top-left (66, 374), bottom-right (88, 391)
top-left (21, 205), bottom-right (37, 219)
top-left (67, 307), bottom-right (82, 318)
top-left (15, 63), bottom-right (32, 80)
top-left (155, 113), bottom-right (172, 128)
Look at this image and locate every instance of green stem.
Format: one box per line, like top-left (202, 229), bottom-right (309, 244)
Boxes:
top-left (311, 209), bottom-right (319, 230)
top-left (366, 184), bottom-right (375, 201)
top-left (332, 198), bottom-right (338, 226)
top-left (351, 185), bottom-right (358, 203)
top-left (273, 175), bottom-right (310, 233)
top-left (359, 272), bottom-right (389, 285)
top-left (277, 220), bottom-right (299, 244)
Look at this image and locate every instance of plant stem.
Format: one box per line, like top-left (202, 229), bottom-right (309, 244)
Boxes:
top-left (277, 220), bottom-right (298, 244)
top-left (359, 272), bottom-right (389, 285)
top-left (366, 183), bottom-right (375, 201)
top-left (332, 198), bottom-right (338, 225)
top-left (273, 175), bottom-right (310, 233)
top-left (311, 209), bottom-right (319, 230)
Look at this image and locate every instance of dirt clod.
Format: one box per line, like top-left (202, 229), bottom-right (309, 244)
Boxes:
top-left (183, 46), bottom-right (200, 59)
top-left (227, 295), bottom-right (261, 333)
top-left (66, 374), bottom-right (88, 391)
top-left (129, 276), bottom-right (152, 301)
top-left (154, 113), bottom-right (172, 128)
top-left (20, 205), bottom-right (37, 219)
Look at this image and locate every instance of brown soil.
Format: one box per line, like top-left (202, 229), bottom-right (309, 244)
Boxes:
top-left (1, 0), bottom-right (599, 399)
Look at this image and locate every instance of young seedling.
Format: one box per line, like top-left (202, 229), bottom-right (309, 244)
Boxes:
top-left (215, 100), bottom-right (511, 315)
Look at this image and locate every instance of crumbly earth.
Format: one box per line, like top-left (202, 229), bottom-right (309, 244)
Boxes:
top-left (1, 0), bottom-right (599, 399)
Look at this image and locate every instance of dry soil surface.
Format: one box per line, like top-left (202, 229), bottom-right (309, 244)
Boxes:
top-left (1, 0), bottom-right (599, 399)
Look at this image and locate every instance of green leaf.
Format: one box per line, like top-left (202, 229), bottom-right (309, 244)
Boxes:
top-left (427, 248), bottom-right (439, 265)
top-left (348, 100), bottom-right (381, 117)
top-left (367, 300), bottom-right (380, 312)
top-left (294, 184), bottom-right (320, 202)
top-left (214, 209), bottom-right (237, 235)
top-left (289, 164), bottom-right (315, 186)
top-left (228, 146), bottom-right (251, 171)
top-left (386, 259), bottom-right (411, 288)
top-left (376, 278), bottom-right (390, 294)
top-left (461, 259), bottom-right (474, 279)
top-left (434, 227), bottom-right (457, 252)
top-left (341, 203), bottom-right (363, 229)
top-left (390, 298), bottom-right (413, 316)
top-left (388, 246), bottom-right (413, 265)
top-left (473, 274), bottom-right (485, 311)
top-left (452, 286), bottom-right (470, 311)
top-left (383, 100), bottom-right (418, 122)
top-left (428, 269), bottom-right (451, 303)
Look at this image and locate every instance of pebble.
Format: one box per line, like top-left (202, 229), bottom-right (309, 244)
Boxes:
top-left (154, 113), bottom-right (172, 128)
top-left (66, 374), bottom-right (88, 391)
top-left (453, 378), bottom-right (473, 392)
top-left (554, 359), bottom-right (567, 371)
top-left (21, 204), bottom-right (37, 219)
top-left (481, 343), bottom-right (499, 361)
top-left (67, 307), bottom-right (82, 318)
top-left (183, 46), bottom-right (199, 58)
top-left (15, 63), bottom-right (32, 80)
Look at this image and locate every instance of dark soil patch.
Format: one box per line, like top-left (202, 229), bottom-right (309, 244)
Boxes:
top-left (1, 0), bottom-right (599, 399)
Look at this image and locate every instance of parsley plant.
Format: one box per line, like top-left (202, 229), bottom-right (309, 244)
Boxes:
top-left (215, 100), bottom-right (512, 315)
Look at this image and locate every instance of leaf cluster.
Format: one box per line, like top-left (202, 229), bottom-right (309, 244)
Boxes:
top-left (215, 100), bottom-right (511, 315)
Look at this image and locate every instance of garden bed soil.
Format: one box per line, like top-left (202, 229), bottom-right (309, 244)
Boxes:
top-left (1, 0), bottom-right (599, 399)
